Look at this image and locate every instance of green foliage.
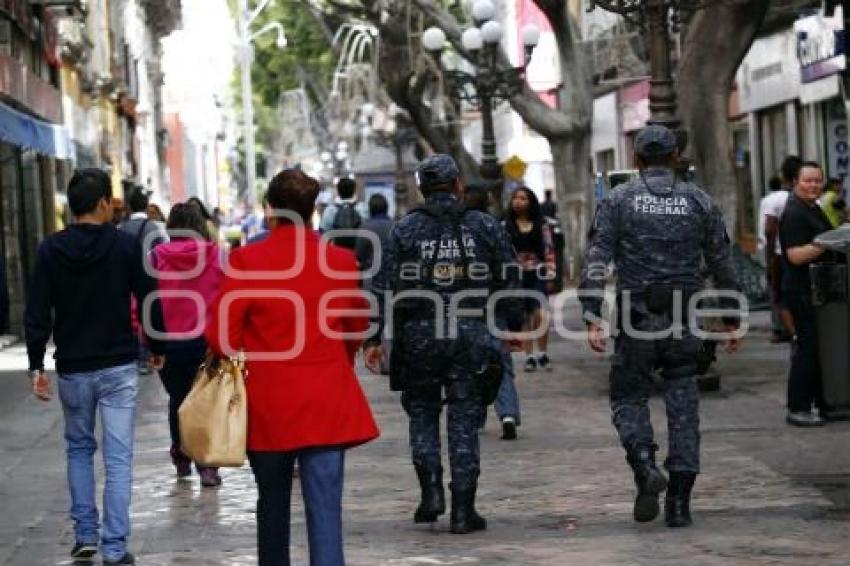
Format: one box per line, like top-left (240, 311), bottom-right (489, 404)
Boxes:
top-left (229, 0), bottom-right (337, 169)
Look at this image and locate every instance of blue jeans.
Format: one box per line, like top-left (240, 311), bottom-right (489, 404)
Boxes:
top-left (248, 448), bottom-right (346, 566)
top-left (57, 363), bottom-right (138, 561)
top-left (495, 349), bottom-right (521, 424)
top-left (480, 348), bottom-right (521, 427)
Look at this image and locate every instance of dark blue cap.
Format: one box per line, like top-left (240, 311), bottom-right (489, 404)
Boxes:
top-left (416, 154), bottom-right (459, 188)
top-left (635, 125), bottom-right (677, 158)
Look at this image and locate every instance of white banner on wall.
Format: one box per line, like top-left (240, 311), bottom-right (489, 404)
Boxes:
top-left (737, 30), bottom-right (801, 113)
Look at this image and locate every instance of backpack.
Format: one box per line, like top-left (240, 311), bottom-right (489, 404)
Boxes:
top-left (330, 202), bottom-right (362, 250)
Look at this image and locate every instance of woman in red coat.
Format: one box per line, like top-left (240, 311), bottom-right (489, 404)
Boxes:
top-left (206, 169), bottom-right (379, 566)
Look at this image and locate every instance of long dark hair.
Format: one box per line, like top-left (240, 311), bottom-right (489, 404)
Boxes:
top-left (505, 186), bottom-right (545, 259)
top-left (167, 202), bottom-right (210, 241)
top-left (187, 197), bottom-right (213, 221)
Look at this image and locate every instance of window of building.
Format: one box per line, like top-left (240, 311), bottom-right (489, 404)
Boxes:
top-left (758, 105), bottom-right (789, 187)
top-left (595, 149), bottom-right (616, 174)
top-left (0, 19), bottom-right (11, 57)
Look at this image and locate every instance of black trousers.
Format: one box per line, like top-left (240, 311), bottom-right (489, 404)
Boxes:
top-left (158, 343), bottom-right (206, 450)
top-left (785, 293), bottom-right (826, 412)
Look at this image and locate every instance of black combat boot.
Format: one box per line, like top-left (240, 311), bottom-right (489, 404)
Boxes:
top-left (664, 471), bottom-right (696, 528)
top-left (449, 483), bottom-right (487, 534)
top-left (413, 465), bottom-right (446, 523)
top-left (627, 446), bottom-right (668, 523)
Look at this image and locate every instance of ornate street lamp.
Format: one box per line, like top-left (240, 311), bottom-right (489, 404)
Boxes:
top-left (589, 0), bottom-right (713, 150)
top-left (422, 0), bottom-right (540, 182)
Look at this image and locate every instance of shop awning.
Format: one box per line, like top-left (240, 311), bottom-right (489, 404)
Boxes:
top-left (0, 100), bottom-right (73, 160)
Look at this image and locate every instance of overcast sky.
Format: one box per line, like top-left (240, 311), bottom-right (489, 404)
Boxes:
top-left (161, 0), bottom-right (236, 139)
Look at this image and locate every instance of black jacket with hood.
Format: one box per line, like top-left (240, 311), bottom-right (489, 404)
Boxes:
top-left (25, 222), bottom-right (164, 374)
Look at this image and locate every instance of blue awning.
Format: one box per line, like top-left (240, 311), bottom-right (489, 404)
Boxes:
top-left (0, 100), bottom-right (73, 160)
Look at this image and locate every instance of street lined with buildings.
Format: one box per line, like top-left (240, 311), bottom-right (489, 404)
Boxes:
top-left (2, 312), bottom-right (849, 565)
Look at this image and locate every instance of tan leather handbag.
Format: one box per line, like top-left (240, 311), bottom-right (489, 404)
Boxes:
top-left (178, 353), bottom-right (247, 467)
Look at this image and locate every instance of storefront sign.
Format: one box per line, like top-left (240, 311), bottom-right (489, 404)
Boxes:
top-left (796, 7), bottom-right (846, 84)
top-left (737, 30), bottom-right (800, 113)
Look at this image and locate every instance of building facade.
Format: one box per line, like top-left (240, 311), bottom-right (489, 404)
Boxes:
top-left (0, 0), bottom-right (68, 333)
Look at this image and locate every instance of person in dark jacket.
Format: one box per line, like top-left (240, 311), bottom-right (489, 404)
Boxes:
top-left (119, 187), bottom-right (168, 249)
top-left (779, 161), bottom-right (840, 427)
top-left (355, 193), bottom-right (393, 287)
top-left (364, 155), bottom-right (523, 534)
top-left (119, 186), bottom-right (168, 375)
top-left (580, 125), bottom-right (741, 528)
top-left (26, 168), bottom-right (164, 565)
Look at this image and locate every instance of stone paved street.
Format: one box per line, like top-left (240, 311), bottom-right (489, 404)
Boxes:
top-left (2, 310), bottom-right (850, 565)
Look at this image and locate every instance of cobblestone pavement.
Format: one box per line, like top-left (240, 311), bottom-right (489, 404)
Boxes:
top-left (2, 310), bottom-right (850, 565)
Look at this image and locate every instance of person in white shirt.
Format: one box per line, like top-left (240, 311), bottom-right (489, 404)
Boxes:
top-left (758, 156), bottom-right (801, 343)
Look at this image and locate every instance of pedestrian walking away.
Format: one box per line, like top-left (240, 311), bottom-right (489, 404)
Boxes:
top-left (356, 193), bottom-right (396, 374)
top-left (119, 186), bottom-right (169, 376)
top-left (579, 125), bottom-right (742, 529)
top-left (25, 168), bottom-right (166, 565)
top-left (364, 155), bottom-right (523, 534)
top-left (465, 183), bottom-right (522, 440)
top-left (151, 202), bottom-right (224, 486)
top-left (206, 168), bottom-right (379, 566)
top-left (320, 177), bottom-right (368, 250)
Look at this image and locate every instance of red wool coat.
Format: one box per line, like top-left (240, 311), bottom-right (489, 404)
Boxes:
top-left (205, 225), bottom-right (379, 452)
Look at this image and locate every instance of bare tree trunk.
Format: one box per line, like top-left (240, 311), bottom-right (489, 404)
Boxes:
top-left (678, 0), bottom-right (770, 236)
top-left (550, 135), bottom-right (593, 280)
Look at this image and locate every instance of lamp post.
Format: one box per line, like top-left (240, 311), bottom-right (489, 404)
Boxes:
top-left (422, 0), bottom-right (539, 183)
top-left (237, 0), bottom-right (287, 210)
top-left (589, 0), bottom-right (710, 151)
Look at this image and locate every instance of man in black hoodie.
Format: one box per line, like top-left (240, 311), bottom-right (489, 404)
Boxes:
top-left (26, 168), bottom-right (164, 565)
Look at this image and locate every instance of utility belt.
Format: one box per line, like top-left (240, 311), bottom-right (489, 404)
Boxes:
top-left (402, 307), bottom-right (489, 322)
top-left (393, 296), bottom-right (489, 322)
top-left (618, 284), bottom-right (700, 317)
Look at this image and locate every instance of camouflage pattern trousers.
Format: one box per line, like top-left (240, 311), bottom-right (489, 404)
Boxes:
top-left (401, 376), bottom-right (483, 490)
top-left (609, 310), bottom-right (702, 473)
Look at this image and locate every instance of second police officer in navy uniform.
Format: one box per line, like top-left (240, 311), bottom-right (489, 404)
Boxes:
top-left (579, 125), bottom-right (742, 528)
top-left (364, 154), bottom-right (522, 534)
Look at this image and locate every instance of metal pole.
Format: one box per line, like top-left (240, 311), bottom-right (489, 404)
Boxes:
top-left (479, 92), bottom-right (500, 181)
top-left (238, 0), bottom-right (257, 210)
top-left (646, 0), bottom-right (679, 130)
top-left (393, 136), bottom-right (408, 216)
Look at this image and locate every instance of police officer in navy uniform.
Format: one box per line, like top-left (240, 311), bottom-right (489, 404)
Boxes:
top-left (579, 125), bottom-right (742, 528)
top-left (364, 155), bottom-right (521, 534)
